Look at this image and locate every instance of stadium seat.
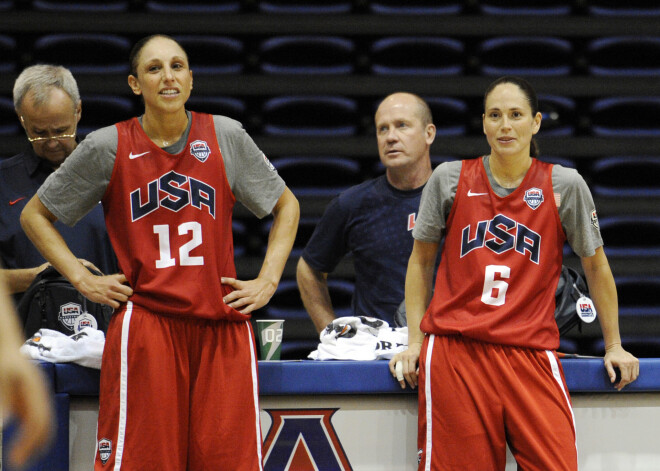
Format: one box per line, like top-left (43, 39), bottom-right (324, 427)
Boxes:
top-left (587, 37), bottom-right (660, 76)
top-left (591, 156), bottom-right (660, 198)
top-left (173, 36), bottom-right (243, 74)
top-left (0, 0), bottom-right (13, 10)
top-left (0, 96), bottom-right (19, 136)
top-left (0, 35), bottom-right (16, 73)
top-left (269, 156), bottom-right (362, 197)
top-left (77, 95), bottom-right (135, 137)
top-left (615, 276), bottom-right (660, 317)
top-left (370, 37), bottom-right (464, 75)
top-left (186, 96), bottom-right (246, 123)
top-left (258, 0), bottom-right (352, 14)
top-left (588, 0), bottom-right (660, 16)
top-left (259, 36), bottom-right (355, 75)
top-left (32, 34), bottom-right (131, 74)
top-left (31, 0), bottom-right (129, 11)
top-left (145, 0), bottom-right (240, 13)
top-left (537, 94), bottom-right (576, 136)
top-left (590, 97), bottom-right (660, 137)
top-left (424, 97), bottom-right (468, 136)
top-left (479, 0), bottom-right (571, 15)
top-left (262, 95), bottom-right (358, 136)
top-left (265, 278), bottom-right (355, 320)
top-left (232, 220), bottom-right (247, 258)
top-left (369, 0), bottom-right (462, 15)
top-left (599, 215), bottom-right (660, 257)
top-left (589, 337), bottom-right (660, 358)
top-left (478, 36), bottom-right (573, 76)
top-left (261, 215), bottom-right (323, 258)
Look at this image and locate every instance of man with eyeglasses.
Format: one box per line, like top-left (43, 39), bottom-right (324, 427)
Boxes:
top-left (0, 64), bottom-right (117, 299)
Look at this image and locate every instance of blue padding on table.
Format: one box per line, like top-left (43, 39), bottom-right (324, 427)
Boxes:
top-left (2, 393), bottom-right (69, 471)
top-left (258, 360), bottom-right (410, 395)
top-left (561, 358), bottom-right (660, 392)
top-left (54, 363), bottom-right (100, 395)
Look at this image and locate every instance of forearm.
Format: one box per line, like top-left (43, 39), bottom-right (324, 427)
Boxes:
top-left (0, 266), bottom-right (46, 294)
top-left (297, 258), bottom-right (335, 333)
top-left (20, 195), bottom-right (90, 289)
top-left (581, 247), bottom-right (621, 349)
top-left (258, 187), bottom-right (300, 287)
top-left (405, 240), bottom-right (438, 346)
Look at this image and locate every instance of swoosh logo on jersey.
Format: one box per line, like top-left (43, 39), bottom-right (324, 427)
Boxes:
top-left (467, 190), bottom-right (488, 197)
top-left (129, 151), bottom-right (150, 160)
top-left (9, 197), bottom-right (26, 205)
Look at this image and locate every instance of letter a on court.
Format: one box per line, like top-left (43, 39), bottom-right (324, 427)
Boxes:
top-left (262, 409), bottom-right (352, 471)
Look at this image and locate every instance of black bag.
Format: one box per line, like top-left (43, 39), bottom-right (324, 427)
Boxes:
top-left (17, 266), bottom-right (113, 339)
top-left (555, 265), bottom-right (591, 336)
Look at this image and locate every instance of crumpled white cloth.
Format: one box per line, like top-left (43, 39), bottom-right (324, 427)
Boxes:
top-left (20, 327), bottom-right (105, 369)
top-left (308, 316), bottom-right (408, 361)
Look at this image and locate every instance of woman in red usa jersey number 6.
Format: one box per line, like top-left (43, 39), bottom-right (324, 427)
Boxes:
top-left (389, 75), bottom-right (638, 471)
top-left (21, 34), bottom-right (299, 471)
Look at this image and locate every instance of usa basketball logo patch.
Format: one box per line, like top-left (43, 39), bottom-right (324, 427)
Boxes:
top-left (98, 438), bottom-right (112, 464)
top-left (190, 140), bottom-right (211, 162)
top-left (523, 187), bottom-right (544, 210)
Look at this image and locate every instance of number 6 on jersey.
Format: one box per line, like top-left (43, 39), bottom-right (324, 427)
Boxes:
top-left (481, 265), bottom-right (510, 306)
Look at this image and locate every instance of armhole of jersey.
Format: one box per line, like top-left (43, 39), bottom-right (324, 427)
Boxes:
top-left (100, 123), bottom-right (123, 205)
top-left (210, 114), bottom-right (237, 205)
top-left (444, 160), bottom-right (466, 228)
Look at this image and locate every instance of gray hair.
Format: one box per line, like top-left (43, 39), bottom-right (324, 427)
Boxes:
top-left (13, 64), bottom-right (81, 112)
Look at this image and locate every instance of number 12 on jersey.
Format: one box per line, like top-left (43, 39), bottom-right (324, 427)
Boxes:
top-left (481, 265), bottom-right (510, 306)
top-left (154, 222), bottom-right (204, 268)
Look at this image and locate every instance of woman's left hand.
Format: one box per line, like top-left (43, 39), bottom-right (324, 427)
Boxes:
top-left (221, 276), bottom-right (277, 314)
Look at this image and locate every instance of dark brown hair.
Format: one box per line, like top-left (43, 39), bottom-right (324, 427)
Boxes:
top-left (129, 34), bottom-right (188, 77)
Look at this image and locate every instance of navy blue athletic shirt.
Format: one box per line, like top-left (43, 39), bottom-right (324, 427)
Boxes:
top-left (302, 175), bottom-right (438, 324)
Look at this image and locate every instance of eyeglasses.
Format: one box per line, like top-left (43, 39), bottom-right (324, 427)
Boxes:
top-left (20, 116), bottom-right (77, 143)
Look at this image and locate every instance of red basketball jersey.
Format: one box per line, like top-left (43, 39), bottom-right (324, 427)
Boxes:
top-left (421, 158), bottom-right (566, 350)
top-left (103, 112), bottom-right (245, 321)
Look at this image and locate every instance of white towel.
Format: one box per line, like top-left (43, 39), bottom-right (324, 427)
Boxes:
top-left (20, 327), bottom-right (105, 369)
top-left (308, 316), bottom-right (408, 361)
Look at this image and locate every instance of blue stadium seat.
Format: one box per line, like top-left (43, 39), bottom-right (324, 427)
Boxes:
top-left (32, 0), bottom-right (129, 11)
top-left (262, 215), bottom-right (323, 258)
top-left (173, 36), bottom-right (243, 74)
top-left (186, 96), bottom-right (246, 123)
top-left (0, 96), bottom-right (20, 136)
top-left (587, 37), bottom-right (660, 76)
top-left (590, 97), bottom-right (660, 137)
top-left (32, 34), bottom-right (131, 74)
top-left (265, 279), bottom-right (354, 320)
top-left (479, 0), bottom-right (571, 15)
top-left (370, 37), bottom-right (464, 75)
top-left (538, 95), bottom-right (576, 136)
top-left (259, 36), bottom-right (355, 75)
top-left (589, 337), bottom-right (660, 358)
top-left (262, 95), bottom-right (358, 136)
top-left (588, 1), bottom-right (660, 16)
top-left (269, 156), bottom-right (362, 197)
top-left (145, 0), bottom-right (240, 13)
top-left (369, 0), bottom-right (462, 14)
top-left (478, 37), bottom-right (573, 76)
top-left (615, 276), bottom-right (660, 317)
top-left (0, 1), bottom-right (13, 10)
top-left (258, 0), bottom-right (351, 14)
top-left (591, 156), bottom-right (660, 198)
top-left (232, 220), bottom-right (247, 258)
top-left (425, 97), bottom-right (468, 136)
top-left (78, 95), bottom-right (135, 137)
top-left (0, 35), bottom-right (16, 73)
top-left (599, 215), bottom-right (660, 257)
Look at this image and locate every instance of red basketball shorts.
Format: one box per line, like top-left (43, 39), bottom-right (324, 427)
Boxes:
top-left (94, 302), bottom-right (262, 470)
top-left (417, 335), bottom-right (577, 471)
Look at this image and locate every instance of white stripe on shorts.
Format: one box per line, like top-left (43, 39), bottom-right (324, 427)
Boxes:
top-left (424, 335), bottom-right (435, 471)
top-left (114, 301), bottom-right (133, 471)
top-left (545, 350), bottom-right (578, 459)
top-left (247, 321), bottom-right (264, 470)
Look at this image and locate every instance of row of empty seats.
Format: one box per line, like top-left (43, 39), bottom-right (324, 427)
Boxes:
top-left (4, 93), bottom-right (660, 139)
top-left (3, 33), bottom-right (660, 77)
top-left (3, 0), bottom-right (660, 16)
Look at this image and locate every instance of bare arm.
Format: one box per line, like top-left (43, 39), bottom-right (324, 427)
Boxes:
top-left (0, 265), bottom-right (48, 294)
top-left (389, 239), bottom-right (439, 389)
top-left (20, 195), bottom-right (132, 309)
top-left (581, 246), bottom-right (639, 390)
top-left (296, 257), bottom-right (336, 333)
top-left (223, 187), bottom-right (300, 314)
top-left (0, 269), bottom-right (54, 467)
